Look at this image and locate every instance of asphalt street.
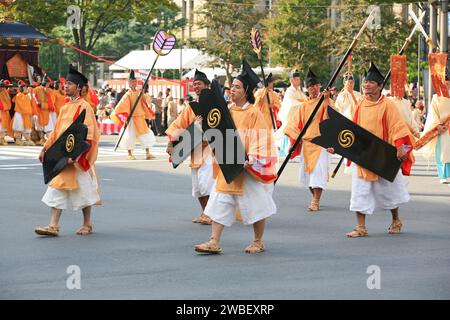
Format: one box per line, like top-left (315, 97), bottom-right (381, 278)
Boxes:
top-left (0, 136), bottom-right (449, 299)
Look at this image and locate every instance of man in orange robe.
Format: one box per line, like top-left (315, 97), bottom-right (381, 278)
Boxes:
top-left (53, 78), bottom-right (67, 116)
top-left (12, 80), bottom-right (36, 146)
top-left (338, 62), bottom-right (412, 238)
top-left (111, 70), bottom-right (156, 160)
top-left (194, 61), bottom-right (277, 255)
top-left (81, 83), bottom-right (99, 114)
top-left (0, 80), bottom-right (13, 145)
top-left (284, 68), bottom-right (335, 212)
top-left (166, 69), bottom-right (215, 225)
top-left (254, 73), bottom-right (281, 130)
top-left (32, 75), bottom-right (55, 145)
top-left (34, 65), bottom-right (101, 237)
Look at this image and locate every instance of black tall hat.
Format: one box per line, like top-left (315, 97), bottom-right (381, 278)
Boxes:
top-left (32, 66), bottom-right (43, 80)
top-left (129, 69), bottom-right (136, 81)
top-left (194, 69), bottom-right (210, 85)
top-left (289, 69), bottom-right (300, 79)
top-left (236, 59), bottom-right (261, 91)
top-left (343, 73), bottom-right (354, 82)
top-left (364, 62), bottom-right (384, 85)
top-left (66, 64), bottom-right (88, 87)
top-left (304, 68), bottom-right (320, 88)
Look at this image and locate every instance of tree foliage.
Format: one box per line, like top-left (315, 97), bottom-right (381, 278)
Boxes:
top-left (328, 1), bottom-right (412, 83)
top-left (189, 0), bottom-right (264, 86)
top-left (264, 0), bottom-right (331, 81)
top-left (14, 0), bottom-right (179, 73)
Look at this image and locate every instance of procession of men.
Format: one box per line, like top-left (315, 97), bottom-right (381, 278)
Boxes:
top-left (1, 4), bottom-right (449, 301)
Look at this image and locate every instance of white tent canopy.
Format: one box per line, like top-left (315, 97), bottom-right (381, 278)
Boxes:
top-left (109, 48), bottom-right (215, 71)
top-left (183, 66), bottom-right (286, 80)
top-left (182, 67), bottom-right (227, 80)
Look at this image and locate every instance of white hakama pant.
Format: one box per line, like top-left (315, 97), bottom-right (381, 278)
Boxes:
top-left (298, 148), bottom-right (331, 190)
top-left (118, 120), bottom-right (155, 151)
top-left (42, 170), bottom-right (100, 211)
top-left (43, 111), bottom-right (57, 133)
top-left (12, 112), bottom-right (31, 133)
top-left (205, 173), bottom-right (277, 227)
top-left (350, 163), bottom-right (410, 215)
top-left (191, 154), bottom-right (215, 198)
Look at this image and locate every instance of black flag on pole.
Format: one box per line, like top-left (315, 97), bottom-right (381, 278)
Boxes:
top-left (42, 110), bottom-right (90, 184)
top-left (171, 80), bottom-right (245, 183)
top-left (311, 106), bottom-right (401, 182)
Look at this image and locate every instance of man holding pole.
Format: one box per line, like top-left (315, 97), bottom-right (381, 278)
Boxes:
top-left (331, 62), bottom-right (412, 238)
top-left (111, 70), bottom-right (156, 160)
top-left (254, 73), bottom-right (281, 130)
top-left (166, 69), bottom-right (214, 225)
top-left (35, 65), bottom-right (101, 237)
top-left (284, 68), bottom-right (335, 212)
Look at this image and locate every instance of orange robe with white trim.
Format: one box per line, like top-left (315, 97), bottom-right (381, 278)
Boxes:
top-left (284, 96), bottom-right (335, 173)
top-left (13, 92), bottom-right (36, 130)
top-left (32, 86), bottom-right (53, 127)
top-left (165, 103), bottom-right (211, 169)
top-left (0, 88), bottom-right (12, 135)
top-left (254, 88), bottom-right (281, 130)
top-left (111, 90), bottom-right (153, 136)
top-left (351, 96), bottom-right (413, 181)
top-left (214, 104), bottom-right (277, 195)
top-left (54, 89), bottom-right (66, 115)
top-left (43, 98), bottom-right (100, 191)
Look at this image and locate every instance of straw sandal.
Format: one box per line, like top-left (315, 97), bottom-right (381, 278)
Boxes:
top-left (192, 213), bottom-right (212, 225)
top-left (194, 237), bottom-right (222, 254)
top-left (307, 198), bottom-right (320, 212)
top-left (346, 225), bottom-right (368, 238)
top-left (76, 224), bottom-right (93, 235)
top-left (127, 155), bottom-right (136, 160)
top-left (146, 154), bottom-right (156, 160)
top-left (388, 220), bottom-right (403, 234)
top-left (245, 239), bottom-right (265, 254)
top-left (34, 225), bottom-right (60, 237)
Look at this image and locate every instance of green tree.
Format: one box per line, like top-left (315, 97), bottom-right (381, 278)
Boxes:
top-left (189, 0), bottom-right (264, 86)
top-left (264, 0), bottom-right (331, 82)
top-left (329, 1), bottom-right (413, 89)
top-left (14, 0), bottom-right (177, 73)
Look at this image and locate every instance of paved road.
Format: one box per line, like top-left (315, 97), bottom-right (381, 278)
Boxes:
top-left (0, 136), bottom-right (449, 299)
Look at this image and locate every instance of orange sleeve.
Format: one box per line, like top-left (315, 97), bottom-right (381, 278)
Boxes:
top-left (43, 110), bottom-right (64, 150)
top-left (165, 104), bottom-right (196, 141)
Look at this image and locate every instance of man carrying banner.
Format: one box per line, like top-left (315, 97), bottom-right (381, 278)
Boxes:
top-left (12, 80), bottom-right (36, 146)
top-left (331, 62), bottom-right (412, 238)
top-left (166, 69), bottom-right (214, 225)
top-left (284, 68), bottom-right (335, 212)
top-left (254, 73), bottom-right (281, 130)
top-left (422, 69), bottom-right (450, 185)
top-left (34, 65), bottom-right (101, 237)
top-left (111, 70), bottom-right (156, 160)
top-left (194, 61), bottom-right (277, 254)
top-left (32, 74), bottom-right (55, 145)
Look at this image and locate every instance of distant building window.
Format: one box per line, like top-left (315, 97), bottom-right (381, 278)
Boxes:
top-left (182, 0), bottom-right (186, 19)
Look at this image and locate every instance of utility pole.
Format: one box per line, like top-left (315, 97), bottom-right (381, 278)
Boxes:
top-left (428, 0), bottom-right (438, 107)
top-left (440, 0), bottom-right (448, 53)
top-left (268, 0), bottom-right (272, 67)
